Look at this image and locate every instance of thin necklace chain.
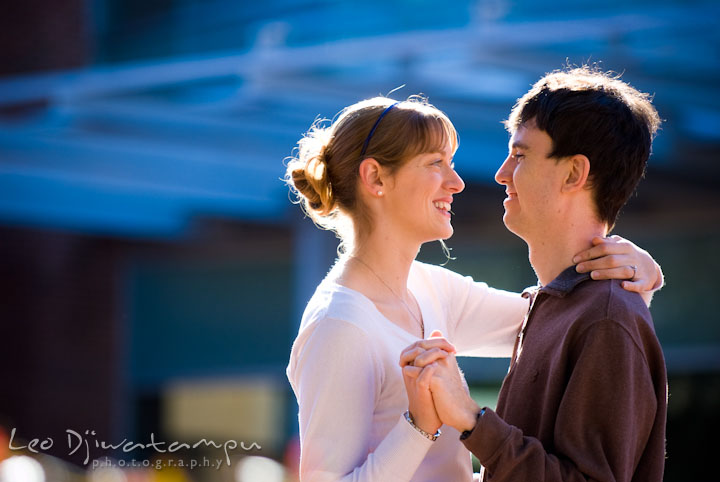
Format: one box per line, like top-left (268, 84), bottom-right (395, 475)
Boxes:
top-left (349, 256), bottom-right (425, 338)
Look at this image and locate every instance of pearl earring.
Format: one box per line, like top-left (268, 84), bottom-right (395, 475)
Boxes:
top-left (377, 191), bottom-right (383, 196)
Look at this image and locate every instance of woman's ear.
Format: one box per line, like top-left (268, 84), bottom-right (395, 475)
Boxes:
top-left (562, 154), bottom-right (591, 193)
top-left (358, 158), bottom-right (386, 197)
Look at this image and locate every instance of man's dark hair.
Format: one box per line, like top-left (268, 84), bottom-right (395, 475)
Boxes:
top-left (505, 66), bottom-right (661, 230)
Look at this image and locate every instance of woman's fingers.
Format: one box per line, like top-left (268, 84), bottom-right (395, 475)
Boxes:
top-left (399, 338), bottom-right (455, 367)
top-left (573, 236), bottom-right (620, 264)
top-left (400, 347), bottom-right (425, 367)
top-left (576, 254), bottom-right (627, 273)
top-left (621, 280), bottom-right (645, 292)
top-left (416, 363), bottom-right (437, 389)
top-left (402, 365), bottom-right (422, 379)
top-left (585, 265), bottom-right (635, 280)
top-left (417, 337), bottom-right (456, 353)
top-left (400, 347), bottom-right (450, 368)
top-left (412, 348), bottom-right (450, 368)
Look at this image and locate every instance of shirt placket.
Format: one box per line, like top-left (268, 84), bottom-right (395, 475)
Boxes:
top-left (509, 288), bottom-right (541, 371)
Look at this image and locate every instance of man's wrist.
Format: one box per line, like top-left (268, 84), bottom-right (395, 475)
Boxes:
top-left (459, 408), bottom-right (485, 440)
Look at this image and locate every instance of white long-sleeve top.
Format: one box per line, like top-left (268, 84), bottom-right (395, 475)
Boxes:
top-left (286, 261), bottom-right (529, 481)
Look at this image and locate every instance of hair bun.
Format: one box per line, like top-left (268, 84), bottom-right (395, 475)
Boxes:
top-left (288, 146), bottom-right (335, 216)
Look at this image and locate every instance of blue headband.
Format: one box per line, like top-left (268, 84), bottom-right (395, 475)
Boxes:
top-left (360, 102), bottom-right (400, 157)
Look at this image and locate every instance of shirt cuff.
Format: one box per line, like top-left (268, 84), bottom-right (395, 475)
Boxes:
top-left (460, 408), bottom-right (513, 466)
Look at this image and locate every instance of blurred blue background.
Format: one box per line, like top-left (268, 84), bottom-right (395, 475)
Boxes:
top-left (0, 0), bottom-right (718, 481)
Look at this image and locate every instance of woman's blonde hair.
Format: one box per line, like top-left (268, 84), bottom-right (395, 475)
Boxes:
top-left (285, 95), bottom-right (458, 252)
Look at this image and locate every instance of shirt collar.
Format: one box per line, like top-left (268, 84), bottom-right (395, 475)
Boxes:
top-left (521, 265), bottom-right (592, 299)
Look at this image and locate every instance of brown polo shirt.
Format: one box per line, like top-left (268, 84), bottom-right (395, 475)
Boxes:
top-left (462, 266), bottom-right (667, 481)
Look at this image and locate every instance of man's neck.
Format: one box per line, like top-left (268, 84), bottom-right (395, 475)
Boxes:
top-left (527, 221), bottom-right (607, 287)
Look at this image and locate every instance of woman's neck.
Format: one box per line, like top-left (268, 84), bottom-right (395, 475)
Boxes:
top-left (338, 233), bottom-right (420, 303)
top-left (336, 232), bottom-right (425, 338)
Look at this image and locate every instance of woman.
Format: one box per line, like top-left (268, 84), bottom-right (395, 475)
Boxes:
top-left (285, 96), bottom-right (662, 481)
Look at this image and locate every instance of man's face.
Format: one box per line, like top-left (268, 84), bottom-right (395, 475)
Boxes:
top-left (494, 120), bottom-right (568, 240)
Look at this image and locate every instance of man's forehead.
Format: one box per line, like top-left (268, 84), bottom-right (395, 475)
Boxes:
top-left (508, 125), bottom-right (533, 150)
top-left (509, 138), bottom-right (530, 151)
top-left (508, 122), bottom-right (553, 156)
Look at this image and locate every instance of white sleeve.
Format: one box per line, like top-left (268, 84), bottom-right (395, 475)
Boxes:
top-left (426, 264), bottom-right (529, 358)
top-left (292, 317), bottom-right (433, 482)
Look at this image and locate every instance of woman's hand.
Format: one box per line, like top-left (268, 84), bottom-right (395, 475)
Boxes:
top-left (400, 331), bottom-right (454, 435)
top-left (402, 362), bottom-right (443, 435)
top-left (573, 235), bottom-right (664, 295)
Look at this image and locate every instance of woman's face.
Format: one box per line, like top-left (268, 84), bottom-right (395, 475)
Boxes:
top-left (382, 142), bottom-right (465, 244)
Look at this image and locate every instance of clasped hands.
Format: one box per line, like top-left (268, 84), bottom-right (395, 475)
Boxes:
top-left (400, 330), bottom-right (481, 436)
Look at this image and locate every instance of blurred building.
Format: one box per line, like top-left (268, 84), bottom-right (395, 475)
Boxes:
top-left (0, 1), bottom-right (718, 480)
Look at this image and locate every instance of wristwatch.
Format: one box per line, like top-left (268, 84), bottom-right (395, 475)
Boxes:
top-left (403, 411), bottom-right (442, 441)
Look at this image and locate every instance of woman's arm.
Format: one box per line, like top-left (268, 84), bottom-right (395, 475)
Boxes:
top-left (420, 263), bottom-right (528, 358)
top-left (289, 318), bottom-right (433, 481)
top-left (424, 236), bottom-right (663, 357)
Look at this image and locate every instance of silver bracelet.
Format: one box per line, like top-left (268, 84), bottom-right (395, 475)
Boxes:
top-left (404, 410), bottom-right (441, 441)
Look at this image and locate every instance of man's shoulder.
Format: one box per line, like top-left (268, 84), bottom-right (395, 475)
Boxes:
top-left (572, 278), bottom-right (650, 319)
top-left (566, 278), bottom-right (657, 344)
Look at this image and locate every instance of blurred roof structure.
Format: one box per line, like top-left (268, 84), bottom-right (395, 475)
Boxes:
top-left (0, 0), bottom-right (718, 237)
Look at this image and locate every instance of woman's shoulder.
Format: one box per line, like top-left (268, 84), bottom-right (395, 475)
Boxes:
top-left (291, 282), bottom-right (385, 356)
top-left (288, 285), bottom-right (384, 384)
top-left (301, 281), bottom-right (379, 330)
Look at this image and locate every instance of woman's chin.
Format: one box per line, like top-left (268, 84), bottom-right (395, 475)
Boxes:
top-left (416, 224), bottom-right (455, 245)
top-left (437, 226), bottom-right (454, 241)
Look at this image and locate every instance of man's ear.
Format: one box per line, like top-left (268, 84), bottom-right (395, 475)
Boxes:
top-left (358, 158), bottom-right (386, 196)
top-left (562, 154), bottom-right (591, 193)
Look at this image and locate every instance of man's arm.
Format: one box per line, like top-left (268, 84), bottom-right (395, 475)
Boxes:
top-left (407, 325), bottom-right (661, 482)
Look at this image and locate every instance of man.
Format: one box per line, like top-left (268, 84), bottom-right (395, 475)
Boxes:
top-left (402, 67), bottom-right (667, 481)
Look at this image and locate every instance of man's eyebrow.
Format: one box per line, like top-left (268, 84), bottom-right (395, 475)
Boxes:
top-left (510, 141), bottom-right (530, 150)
